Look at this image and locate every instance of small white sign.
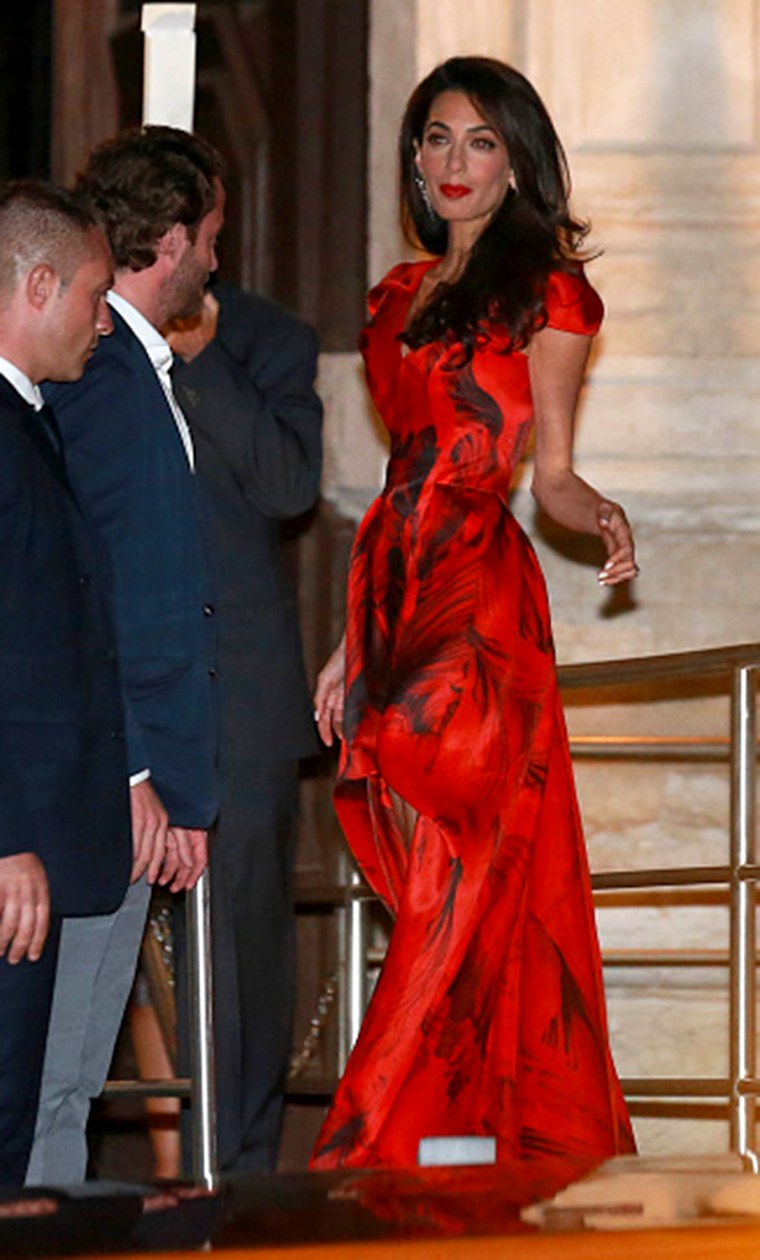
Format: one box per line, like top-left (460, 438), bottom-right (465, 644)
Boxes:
top-left (418, 1136), bottom-right (497, 1167)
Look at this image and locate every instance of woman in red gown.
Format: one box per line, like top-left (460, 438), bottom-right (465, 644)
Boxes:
top-left (312, 57), bottom-right (638, 1170)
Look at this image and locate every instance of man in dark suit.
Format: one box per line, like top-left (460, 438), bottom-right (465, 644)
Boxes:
top-left (26, 128), bottom-right (224, 1185)
top-left (168, 281), bottom-right (322, 1171)
top-left (0, 181), bottom-right (132, 1186)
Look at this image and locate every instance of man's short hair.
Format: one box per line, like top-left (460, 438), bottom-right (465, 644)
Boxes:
top-left (0, 180), bottom-right (96, 303)
top-left (77, 125), bottom-right (224, 272)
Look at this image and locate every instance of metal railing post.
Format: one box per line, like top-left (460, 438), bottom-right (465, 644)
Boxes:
top-left (347, 868), bottom-right (368, 1059)
top-left (335, 848), bottom-right (349, 1073)
top-left (186, 870), bottom-right (218, 1187)
top-left (729, 664), bottom-right (757, 1163)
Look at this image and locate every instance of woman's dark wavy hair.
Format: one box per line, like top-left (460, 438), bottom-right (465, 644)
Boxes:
top-left (400, 56), bottom-right (592, 360)
top-left (77, 125), bottom-right (224, 272)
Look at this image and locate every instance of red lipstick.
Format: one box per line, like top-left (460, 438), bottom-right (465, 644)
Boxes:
top-left (440, 183), bottom-right (472, 199)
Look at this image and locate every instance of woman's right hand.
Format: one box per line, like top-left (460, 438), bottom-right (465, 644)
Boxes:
top-left (314, 635), bottom-right (346, 747)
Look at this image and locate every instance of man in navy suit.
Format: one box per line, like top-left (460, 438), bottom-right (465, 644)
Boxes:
top-left (0, 181), bottom-right (132, 1186)
top-left (26, 128), bottom-right (224, 1185)
top-left (168, 282), bottom-right (322, 1171)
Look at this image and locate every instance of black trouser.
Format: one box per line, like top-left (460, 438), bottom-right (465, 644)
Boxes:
top-left (175, 759), bottom-right (299, 1174)
top-left (0, 917), bottom-right (61, 1187)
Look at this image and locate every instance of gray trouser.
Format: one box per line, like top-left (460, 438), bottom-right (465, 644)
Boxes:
top-left (25, 876), bottom-right (151, 1186)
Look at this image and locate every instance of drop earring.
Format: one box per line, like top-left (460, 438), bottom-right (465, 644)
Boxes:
top-left (414, 169), bottom-right (435, 218)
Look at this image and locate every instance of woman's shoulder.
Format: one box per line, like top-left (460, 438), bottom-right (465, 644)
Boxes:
top-left (544, 264), bottom-right (604, 336)
top-left (367, 260), bottom-right (434, 320)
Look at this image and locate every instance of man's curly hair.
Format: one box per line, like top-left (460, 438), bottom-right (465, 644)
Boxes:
top-left (77, 126), bottom-right (224, 272)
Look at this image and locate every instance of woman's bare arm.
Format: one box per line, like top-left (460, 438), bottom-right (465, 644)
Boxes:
top-left (529, 325), bottom-right (637, 586)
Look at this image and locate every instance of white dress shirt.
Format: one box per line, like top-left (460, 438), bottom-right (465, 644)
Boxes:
top-left (107, 290), bottom-right (195, 469)
top-left (0, 355), bottom-right (44, 410)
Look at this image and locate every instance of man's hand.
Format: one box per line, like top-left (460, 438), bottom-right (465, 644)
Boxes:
top-left (158, 827), bottom-right (208, 893)
top-left (130, 779), bottom-right (169, 884)
top-left (0, 853), bottom-right (50, 963)
top-left (165, 291), bottom-right (220, 364)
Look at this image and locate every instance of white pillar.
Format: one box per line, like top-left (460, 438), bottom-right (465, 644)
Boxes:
top-left (141, 2), bottom-right (197, 131)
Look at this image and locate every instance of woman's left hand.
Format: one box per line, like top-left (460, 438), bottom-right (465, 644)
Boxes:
top-left (313, 635), bottom-right (346, 747)
top-left (596, 500), bottom-right (639, 585)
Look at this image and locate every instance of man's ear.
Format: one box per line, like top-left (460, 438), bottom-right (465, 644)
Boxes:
top-left (26, 263), bottom-right (59, 310)
top-left (156, 223), bottom-right (187, 261)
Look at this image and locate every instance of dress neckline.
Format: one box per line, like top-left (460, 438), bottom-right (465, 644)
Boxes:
top-left (397, 259), bottom-right (438, 356)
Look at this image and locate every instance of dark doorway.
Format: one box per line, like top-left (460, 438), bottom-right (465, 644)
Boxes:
top-left (0, 3), bottom-right (53, 180)
top-left (108, 1), bottom-right (368, 344)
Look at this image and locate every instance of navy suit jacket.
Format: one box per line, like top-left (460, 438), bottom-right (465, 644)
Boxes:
top-left (44, 308), bottom-right (219, 828)
top-left (172, 284), bottom-right (322, 764)
top-left (0, 378), bottom-right (131, 914)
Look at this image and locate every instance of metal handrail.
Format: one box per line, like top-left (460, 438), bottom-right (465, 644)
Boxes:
top-left (565, 638), bottom-right (759, 1163)
top-left (341, 640), bottom-right (760, 1164)
top-left (569, 736), bottom-right (757, 761)
top-left (556, 640), bottom-right (760, 687)
top-left (102, 872), bottom-right (218, 1188)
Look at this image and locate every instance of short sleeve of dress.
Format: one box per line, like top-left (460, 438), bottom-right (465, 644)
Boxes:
top-left (367, 262), bottom-right (423, 321)
top-left (544, 267), bottom-right (604, 336)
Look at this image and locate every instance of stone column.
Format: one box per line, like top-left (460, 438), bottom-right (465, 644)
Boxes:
top-left (515, 0), bottom-right (760, 1158)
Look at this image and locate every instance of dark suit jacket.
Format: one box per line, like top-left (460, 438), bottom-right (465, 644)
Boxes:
top-left (0, 378), bottom-right (131, 915)
top-left (44, 308), bottom-right (219, 827)
top-left (172, 283), bottom-right (322, 764)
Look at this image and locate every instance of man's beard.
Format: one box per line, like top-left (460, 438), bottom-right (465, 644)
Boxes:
top-left (166, 248), bottom-right (207, 321)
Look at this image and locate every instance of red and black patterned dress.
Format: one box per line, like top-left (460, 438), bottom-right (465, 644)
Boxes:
top-left (311, 260), bottom-right (636, 1170)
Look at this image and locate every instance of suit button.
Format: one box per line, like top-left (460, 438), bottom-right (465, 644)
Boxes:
top-left (208, 668), bottom-right (217, 679)
top-left (203, 603), bottom-right (215, 617)
top-left (109, 727), bottom-right (124, 741)
top-left (79, 573), bottom-right (92, 589)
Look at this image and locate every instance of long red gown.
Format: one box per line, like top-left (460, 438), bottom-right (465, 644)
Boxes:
top-left (311, 261), bottom-right (636, 1170)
